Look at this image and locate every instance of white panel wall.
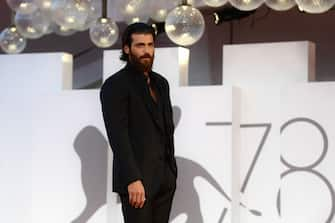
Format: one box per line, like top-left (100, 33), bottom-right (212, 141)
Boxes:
top-left (222, 41), bottom-right (315, 87)
top-left (0, 53), bottom-right (106, 223)
top-left (0, 53), bottom-right (72, 223)
top-left (223, 41), bottom-right (316, 223)
top-left (170, 86), bottom-right (240, 223)
top-left (2, 42), bottom-right (335, 223)
top-left (281, 82), bottom-right (335, 223)
top-left (238, 88), bottom-right (281, 223)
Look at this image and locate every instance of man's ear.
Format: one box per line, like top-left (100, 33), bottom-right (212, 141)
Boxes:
top-left (124, 45), bottom-right (130, 54)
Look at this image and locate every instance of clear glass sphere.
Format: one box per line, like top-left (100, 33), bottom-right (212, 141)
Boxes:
top-left (76, 0), bottom-right (101, 31)
top-left (121, 0), bottom-right (150, 24)
top-left (49, 23), bottom-right (76, 36)
top-left (151, 0), bottom-right (178, 22)
top-left (36, 0), bottom-right (53, 12)
top-left (265, 0), bottom-right (295, 10)
top-left (125, 15), bottom-right (150, 25)
top-left (165, 5), bottom-right (205, 46)
top-left (229, 0), bottom-right (264, 11)
top-left (295, 0), bottom-right (335, 13)
top-left (89, 17), bottom-right (119, 48)
top-left (151, 9), bottom-right (169, 22)
top-left (0, 26), bottom-right (27, 54)
top-left (6, 0), bottom-right (38, 14)
top-left (44, 23), bottom-right (53, 35)
top-left (15, 10), bottom-right (51, 39)
top-left (204, 0), bottom-right (228, 7)
top-left (52, 0), bottom-right (90, 30)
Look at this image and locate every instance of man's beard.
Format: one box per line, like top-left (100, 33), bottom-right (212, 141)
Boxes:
top-left (129, 51), bottom-right (154, 73)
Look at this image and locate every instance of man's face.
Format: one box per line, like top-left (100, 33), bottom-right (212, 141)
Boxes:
top-left (124, 33), bottom-right (155, 73)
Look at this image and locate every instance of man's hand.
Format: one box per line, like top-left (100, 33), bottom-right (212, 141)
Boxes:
top-left (127, 180), bottom-right (146, 208)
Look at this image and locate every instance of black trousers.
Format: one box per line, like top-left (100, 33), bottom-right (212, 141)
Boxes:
top-left (120, 164), bottom-right (176, 223)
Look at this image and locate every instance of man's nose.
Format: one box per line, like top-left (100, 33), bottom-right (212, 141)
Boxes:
top-left (144, 45), bottom-right (151, 53)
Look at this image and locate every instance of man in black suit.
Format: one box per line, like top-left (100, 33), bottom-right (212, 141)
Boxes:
top-left (100, 23), bottom-right (177, 223)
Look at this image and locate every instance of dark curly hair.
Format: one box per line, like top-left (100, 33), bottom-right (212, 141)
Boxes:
top-left (120, 22), bottom-right (156, 62)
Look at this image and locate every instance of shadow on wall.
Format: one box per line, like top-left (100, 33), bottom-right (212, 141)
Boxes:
top-left (70, 106), bottom-right (233, 222)
top-left (170, 106), bottom-right (231, 222)
top-left (71, 126), bottom-right (108, 223)
top-left (170, 157), bottom-right (232, 223)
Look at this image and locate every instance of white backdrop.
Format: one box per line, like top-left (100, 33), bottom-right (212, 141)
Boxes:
top-left (1, 41), bottom-right (335, 223)
top-left (280, 82), bottom-right (335, 223)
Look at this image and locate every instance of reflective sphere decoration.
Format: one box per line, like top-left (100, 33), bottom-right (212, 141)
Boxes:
top-left (77, 0), bottom-right (101, 31)
top-left (229, 0), bottom-right (264, 11)
top-left (89, 17), bottom-right (119, 48)
top-left (50, 23), bottom-right (76, 36)
top-left (295, 0), bottom-right (335, 13)
top-left (151, 0), bottom-right (178, 22)
top-left (265, 0), bottom-right (295, 10)
top-left (0, 26), bottom-right (27, 54)
top-left (151, 8), bottom-right (169, 22)
top-left (125, 15), bottom-right (150, 25)
top-left (44, 23), bottom-right (53, 35)
top-left (122, 0), bottom-right (150, 24)
top-left (15, 10), bottom-right (51, 39)
top-left (6, 0), bottom-right (38, 14)
top-left (204, 0), bottom-right (228, 7)
top-left (165, 5), bottom-right (205, 46)
top-left (35, 0), bottom-right (53, 12)
top-left (52, 0), bottom-right (90, 30)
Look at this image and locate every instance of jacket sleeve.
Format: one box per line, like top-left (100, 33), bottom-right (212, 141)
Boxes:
top-left (100, 80), bottom-right (142, 187)
top-left (164, 79), bottom-right (175, 134)
top-left (164, 79), bottom-right (178, 177)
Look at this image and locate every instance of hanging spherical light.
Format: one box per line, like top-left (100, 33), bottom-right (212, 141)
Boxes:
top-left (52, 0), bottom-right (90, 30)
top-left (6, 0), bottom-right (38, 14)
top-left (229, 0), bottom-right (264, 11)
top-left (35, 0), bottom-right (53, 12)
top-left (76, 0), bottom-right (101, 31)
top-left (151, 0), bottom-right (178, 22)
top-left (44, 24), bottom-right (53, 35)
top-left (15, 10), bottom-right (51, 39)
top-left (165, 3), bottom-right (205, 46)
top-left (265, 0), bottom-right (295, 10)
top-left (204, 0), bottom-right (228, 7)
top-left (121, 0), bottom-right (150, 24)
top-left (89, 0), bottom-right (119, 48)
top-left (151, 9), bottom-right (169, 22)
top-left (295, 0), bottom-right (335, 13)
top-left (0, 26), bottom-right (27, 54)
top-left (89, 17), bottom-right (119, 48)
top-left (49, 23), bottom-right (76, 36)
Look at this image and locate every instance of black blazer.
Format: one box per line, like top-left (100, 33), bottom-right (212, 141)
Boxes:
top-left (100, 63), bottom-right (177, 198)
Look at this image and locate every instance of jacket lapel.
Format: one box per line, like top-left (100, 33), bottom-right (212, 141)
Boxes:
top-left (126, 65), bottom-right (165, 133)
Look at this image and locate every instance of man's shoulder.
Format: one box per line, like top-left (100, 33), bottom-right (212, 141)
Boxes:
top-left (100, 68), bottom-right (130, 93)
top-left (101, 68), bottom-right (129, 88)
top-left (151, 71), bottom-right (168, 86)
